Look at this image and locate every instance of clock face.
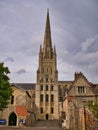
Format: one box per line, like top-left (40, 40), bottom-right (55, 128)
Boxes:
top-left (16, 95), bottom-right (26, 105)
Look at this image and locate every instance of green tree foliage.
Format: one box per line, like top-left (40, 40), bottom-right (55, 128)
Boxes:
top-left (0, 62), bottom-right (12, 111)
top-left (87, 101), bottom-right (98, 118)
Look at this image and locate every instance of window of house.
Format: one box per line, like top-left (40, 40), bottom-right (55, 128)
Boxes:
top-left (46, 85), bottom-right (48, 91)
top-left (46, 94), bottom-right (49, 102)
top-left (11, 95), bottom-right (14, 104)
top-left (40, 107), bottom-right (43, 114)
top-left (51, 107), bottom-right (54, 113)
top-left (51, 94), bottom-right (54, 102)
top-left (78, 86), bottom-right (85, 93)
top-left (40, 94), bottom-right (43, 102)
top-left (51, 85), bottom-right (54, 91)
top-left (40, 85), bottom-right (43, 91)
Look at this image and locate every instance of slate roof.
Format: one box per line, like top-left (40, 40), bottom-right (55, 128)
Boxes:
top-left (11, 83), bottom-right (35, 91)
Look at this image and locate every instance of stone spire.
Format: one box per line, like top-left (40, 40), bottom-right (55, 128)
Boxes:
top-left (43, 9), bottom-right (52, 58)
top-left (54, 45), bottom-right (56, 54)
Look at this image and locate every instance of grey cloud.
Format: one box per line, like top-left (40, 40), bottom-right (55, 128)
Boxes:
top-left (16, 69), bottom-right (27, 75)
top-left (81, 35), bottom-right (98, 53)
top-left (0, 0), bottom-right (98, 83)
top-left (5, 56), bottom-right (14, 62)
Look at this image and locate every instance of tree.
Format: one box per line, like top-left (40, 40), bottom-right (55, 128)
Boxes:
top-left (87, 101), bottom-right (98, 118)
top-left (0, 62), bottom-right (12, 111)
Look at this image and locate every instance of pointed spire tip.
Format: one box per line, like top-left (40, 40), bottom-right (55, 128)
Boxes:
top-left (47, 8), bottom-right (49, 14)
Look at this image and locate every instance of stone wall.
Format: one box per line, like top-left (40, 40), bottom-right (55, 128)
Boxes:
top-left (85, 109), bottom-right (98, 130)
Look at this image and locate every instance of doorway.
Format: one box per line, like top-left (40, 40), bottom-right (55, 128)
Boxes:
top-left (46, 114), bottom-right (49, 120)
top-left (9, 112), bottom-right (17, 126)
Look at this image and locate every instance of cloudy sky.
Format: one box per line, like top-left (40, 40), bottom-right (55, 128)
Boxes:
top-left (0, 0), bottom-right (98, 83)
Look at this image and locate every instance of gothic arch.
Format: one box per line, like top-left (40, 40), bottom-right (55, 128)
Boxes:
top-left (9, 112), bottom-right (17, 126)
top-left (46, 114), bottom-right (49, 120)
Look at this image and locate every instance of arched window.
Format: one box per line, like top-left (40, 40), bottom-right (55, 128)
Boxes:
top-left (51, 85), bottom-right (54, 91)
top-left (40, 94), bottom-right (43, 102)
top-left (51, 68), bottom-right (52, 73)
top-left (46, 85), bottom-right (48, 91)
top-left (51, 94), bottom-right (54, 102)
top-left (11, 95), bottom-right (14, 104)
top-left (40, 107), bottom-right (43, 114)
top-left (46, 94), bottom-right (49, 102)
top-left (40, 85), bottom-right (43, 91)
top-left (51, 107), bottom-right (54, 113)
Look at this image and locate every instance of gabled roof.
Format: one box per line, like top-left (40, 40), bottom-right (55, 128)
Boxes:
top-left (10, 83), bottom-right (35, 91)
top-left (10, 83), bottom-right (35, 98)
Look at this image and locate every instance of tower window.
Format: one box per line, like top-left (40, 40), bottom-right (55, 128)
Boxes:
top-left (40, 94), bottom-right (43, 102)
top-left (78, 86), bottom-right (85, 93)
top-left (40, 107), bottom-right (43, 114)
top-left (11, 95), bottom-right (14, 104)
top-left (51, 68), bottom-right (52, 73)
top-left (46, 85), bottom-right (48, 91)
top-left (41, 79), bottom-right (43, 82)
top-left (51, 94), bottom-right (54, 102)
top-left (46, 94), bottom-right (49, 102)
top-left (46, 78), bottom-right (48, 82)
top-left (51, 107), bottom-right (54, 113)
top-left (51, 85), bottom-right (54, 91)
top-left (40, 85), bottom-right (43, 91)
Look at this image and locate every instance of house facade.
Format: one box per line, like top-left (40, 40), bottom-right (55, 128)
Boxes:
top-left (62, 72), bottom-right (98, 130)
top-left (0, 84), bottom-right (36, 126)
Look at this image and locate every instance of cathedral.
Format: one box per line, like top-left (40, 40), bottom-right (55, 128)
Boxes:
top-left (0, 10), bottom-right (98, 129)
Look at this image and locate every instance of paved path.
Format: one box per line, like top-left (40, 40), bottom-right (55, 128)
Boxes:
top-left (0, 120), bottom-right (63, 130)
top-left (35, 120), bottom-right (60, 127)
top-left (0, 127), bottom-right (62, 130)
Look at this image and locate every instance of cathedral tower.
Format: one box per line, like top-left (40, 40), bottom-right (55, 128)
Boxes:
top-left (35, 9), bottom-right (59, 120)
